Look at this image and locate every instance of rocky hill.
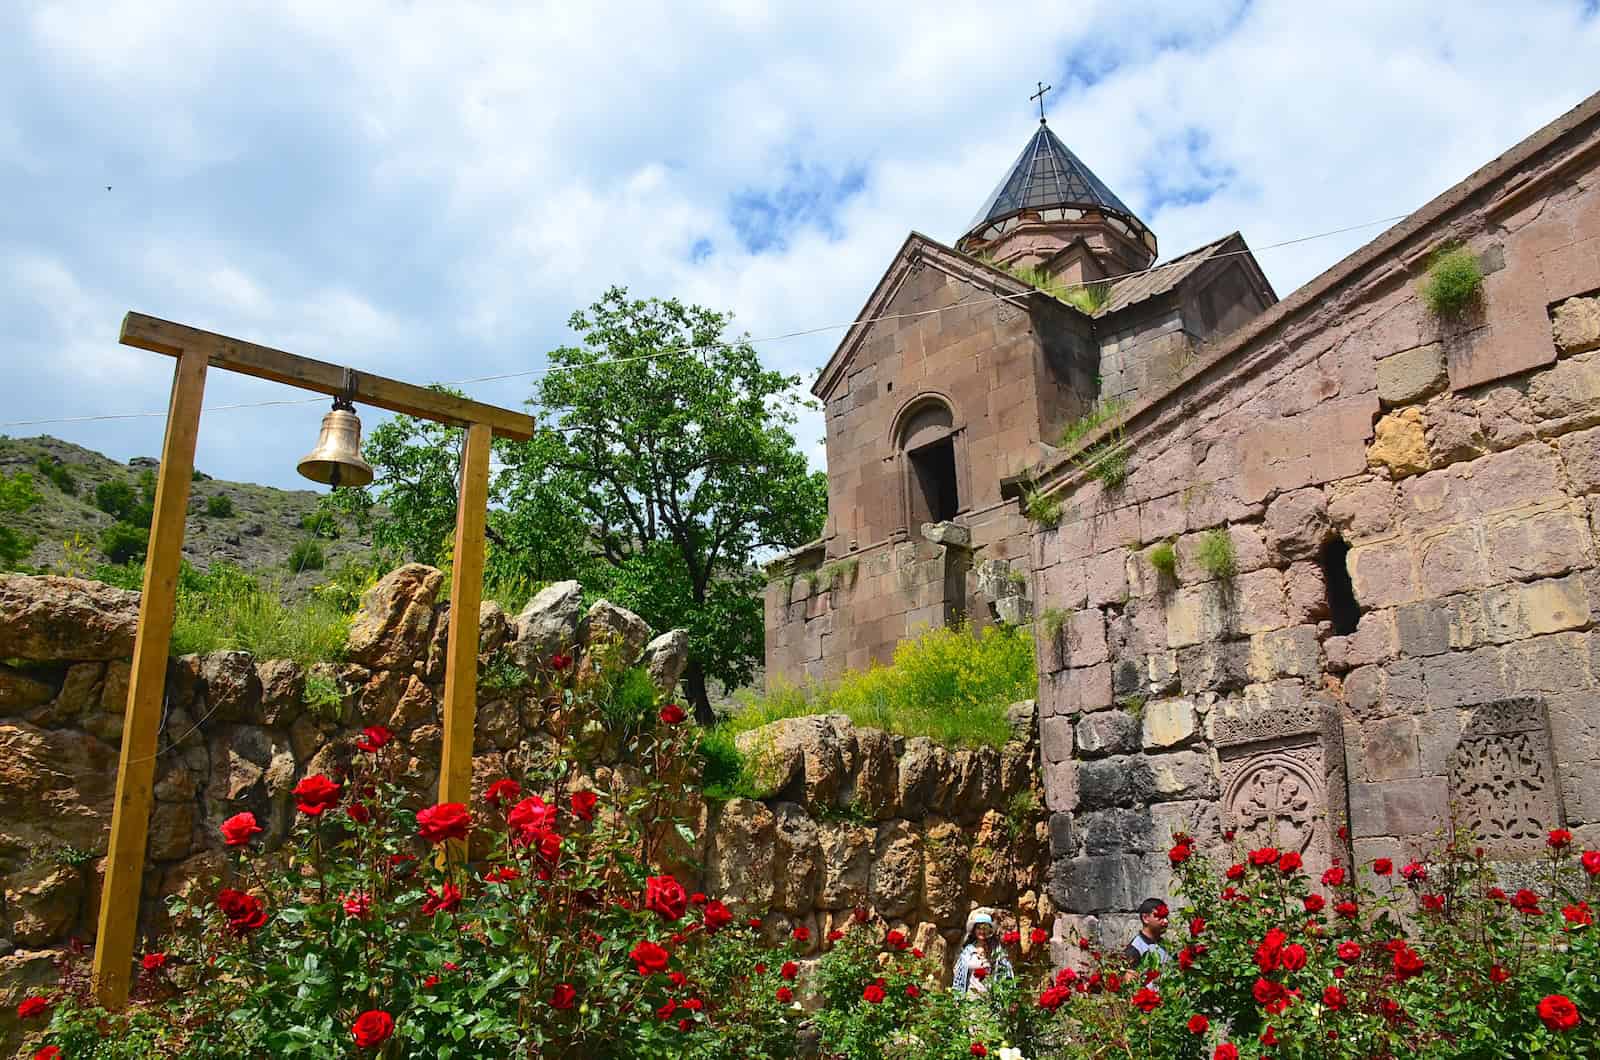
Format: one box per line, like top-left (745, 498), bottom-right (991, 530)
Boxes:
top-left (0, 435), bottom-right (373, 594)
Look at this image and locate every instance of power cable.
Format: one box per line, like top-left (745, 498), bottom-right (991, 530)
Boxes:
top-left (0, 211), bottom-right (1411, 431)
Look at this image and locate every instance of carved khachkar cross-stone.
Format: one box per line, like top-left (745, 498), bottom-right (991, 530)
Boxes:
top-left (1221, 745), bottom-right (1329, 869)
top-left (1448, 698), bottom-right (1562, 858)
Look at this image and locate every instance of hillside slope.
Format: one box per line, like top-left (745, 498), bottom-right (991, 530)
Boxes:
top-left (0, 435), bottom-right (373, 593)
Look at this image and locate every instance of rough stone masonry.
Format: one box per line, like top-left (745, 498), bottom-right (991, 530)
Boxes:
top-left (1029, 92), bottom-right (1600, 952)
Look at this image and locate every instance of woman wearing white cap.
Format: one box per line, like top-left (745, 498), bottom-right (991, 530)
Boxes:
top-left (951, 907), bottom-right (1014, 995)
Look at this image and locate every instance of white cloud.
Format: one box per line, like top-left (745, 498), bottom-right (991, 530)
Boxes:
top-left (3, 0), bottom-right (1598, 489)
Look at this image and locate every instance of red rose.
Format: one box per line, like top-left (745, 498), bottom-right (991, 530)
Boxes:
top-left (417, 802), bottom-right (471, 845)
top-left (484, 778), bottom-right (522, 809)
top-left (1279, 943), bottom-right (1307, 971)
top-left (1188, 1013), bottom-right (1210, 1034)
top-left (1400, 860), bottom-right (1427, 882)
top-left (1253, 978), bottom-right (1284, 1006)
top-left (352, 1009), bottom-right (394, 1049)
top-left (1322, 865), bottom-right (1346, 886)
top-left (1337, 941), bottom-right (1361, 961)
top-left (1260, 1026), bottom-right (1279, 1046)
top-left (1392, 944), bottom-right (1425, 979)
top-left (142, 951), bottom-right (168, 972)
top-left (970, 1045), bottom-right (988, 1057)
top-left (1214, 1046), bottom-right (1239, 1060)
top-left (1178, 946), bottom-right (1198, 970)
top-left (1335, 899), bottom-right (1358, 918)
top-left (1132, 987), bottom-right (1161, 1013)
top-left (1549, 828), bottom-right (1573, 850)
top-left (780, 960), bottom-right (799, 980)
top-left (1304, 893), bottom-right (1325, 913)
top-left (508, 795), bottom-right (556, 844)
top-left (1189, 916), bottom-right (1206, 936)
top-left (972, 967), bottom-right (989, 981)
top-left (1248, 846), bottom-right (1279, 867)
top-left (863, 984), bottom-right (886, 1004)
top-left (776, 986), bottom-right (793, 1003)
top-left (346, 802), bottom-right (372, 824)
top-left (216, 888), bottom-right (267, 934)
top-left (1278, 851), bottom-right (1303, 874)
top-left (828, 929), bottom-right (844, 942)
top-left (659, 703), bottom-right (688, 725)
top-left (645, 875), bottom-right (688, 922)
top-left (1169, 840), bottom-right (1194, 865)
top-left (1512, 889), bottom-right (1544, 915)
top-left (483, 867), bottom-right (520, 883)
top-left (422, 975), bottom-right (439, 989)
top-left (1372, 857), bottom-right (1392, 876)
top-left (551, 983), bottom-right (576, 1010)
top-left (342, 892), bottom-right (372, 919)
top-left (220, 811), bottom-right (263, 846)
top-left (1323, 985), bottom-right (1347, 1011)
top-left (1583, 850), bottom-right (1600, 876)
top-left (355, 725), bottom-right (392, 753)
top-left (549, 651), bottom-right (573, 670)
top-left (793, 926), bottom-right (811, 941)
top-left (1225, 863), bottom-right (1245, 880)
top-left (293, 774), bottom-right (341, 816)
top-left (34, 1048), bottom-right (62, 1060)
top-left (16, 996), bottom-right (49, 1019)
top-left (1489, 964), bottom-right (1510, 983)
top-left (421, 883), bottom-right (461, 916)
top-left (1039, 985), bottom-right (1069, 1010)
top-left (885, 929), bottom-right (908, 950)
top-left (1421, 893), bottom-right (1446, 912)
top-left (1539, 994), bottom-right (1581, 1033)
top-left (570, 790), bottom-right (598, 821)
top-left (631, 940), bottom-right (671, 975)
top-left (1001, 929), bottom-right (1021, 945)
top-left (702, 900), bottom-right (733, 933)
top-left (1030, 927), bottom-right (1049, 945)
top-left (1563, 901), bottom-right (1593, 927)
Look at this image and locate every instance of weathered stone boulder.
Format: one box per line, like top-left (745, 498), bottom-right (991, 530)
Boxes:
top-left (843, 726), bottom-right (900, 819)
top-left (345, 564), bottom-right (444, 669)
top-left (478, 601), bottom-right (511, 657)
top-left (199, 651), bottom-right (261, 723)
top-left (816, 822), bottom-right (872, 909)
top-left (508, 581), bottom-right (584, 669)
top-left (921, 818), bottom-right (970, 926)
top-left (0, 666), bottom-right (54, 714)
top-left (771, 802), bottom-right (821, 915)
top-left (256, 659), bottom-right (303, 728)
top-left (705, 798), bottom-right (775, 916)
top-left (1264, 488), bottom-right (1332, 562)
top-left (869, 820), bottom-right (921, 918)
top-left (897, 737), bottom-right (949, 817)
top-left (0, 575), bottom-right (140, 661)
top-left (0, 723), bottom-right (117, 874)
top-left (0, 948), bottom-right (62, 1056)
top-left (578, 601), bottom-right (653, 679)
top-left (640, 629), bottom-right (690, 695)
top-left (4, 862), bottom-right (83, 946)
top-left (735, 715), bottom-right (852, 810)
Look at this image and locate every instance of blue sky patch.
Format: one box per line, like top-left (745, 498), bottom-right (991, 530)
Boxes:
top-left (728, 160), bottom-right (867, 255)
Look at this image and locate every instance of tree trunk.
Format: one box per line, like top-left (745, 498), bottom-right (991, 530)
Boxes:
top-left (686, 659), bottom-right (715, 727)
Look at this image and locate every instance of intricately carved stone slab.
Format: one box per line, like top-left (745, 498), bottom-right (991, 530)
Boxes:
top-left (1220, 744), bottom-right (1331, 874)
top-left (1449, 697), bottom-right (1561, 858)
top-left (1211, 682), bottom-right (1330, 748)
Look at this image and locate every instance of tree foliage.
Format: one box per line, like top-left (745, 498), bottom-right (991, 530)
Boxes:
top-left (328, 290), bottom-right (826, 721)
top-left (0, 469), bottom-right (42, 570)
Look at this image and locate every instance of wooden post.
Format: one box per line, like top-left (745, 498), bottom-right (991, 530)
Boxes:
top-left (93, 348), bottom-right (208, 1009)
top-left (437, 423), bottom-right (493, 856)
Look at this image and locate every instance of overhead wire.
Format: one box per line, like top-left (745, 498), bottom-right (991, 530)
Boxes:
top-left (0, 210), bottom-right (1412, 432)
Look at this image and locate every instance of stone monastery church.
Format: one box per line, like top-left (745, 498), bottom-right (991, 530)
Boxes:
top-left (767, 89), bottom-right (1600, 947)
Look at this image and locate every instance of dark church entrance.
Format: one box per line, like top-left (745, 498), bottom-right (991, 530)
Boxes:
top-left (908, 437), bottom-right (959, 524)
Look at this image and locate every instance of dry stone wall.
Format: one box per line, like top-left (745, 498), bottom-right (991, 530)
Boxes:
top-left (0, 567), bottom-right (1049, 1030)
top-left (1031, 94), bottom-right (1600, 954)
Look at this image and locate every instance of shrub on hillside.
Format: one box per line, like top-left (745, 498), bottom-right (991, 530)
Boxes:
top-left (99, 521), bottom-right (149, 565)
top-left (203, 494), bottom-right (234, 518)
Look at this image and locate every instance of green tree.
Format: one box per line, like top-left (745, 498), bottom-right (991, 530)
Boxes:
top-left (532, 287), bottom-right (826, 723)
top-left (0, 470), bottom-right (42, 570)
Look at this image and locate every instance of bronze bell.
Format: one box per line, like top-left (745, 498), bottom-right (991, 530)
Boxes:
top-left (297, 399), bottom-right (374, 488)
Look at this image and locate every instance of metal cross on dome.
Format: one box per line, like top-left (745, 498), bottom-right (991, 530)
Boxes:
top-left (1030, 80), bottom-right (1052, 123)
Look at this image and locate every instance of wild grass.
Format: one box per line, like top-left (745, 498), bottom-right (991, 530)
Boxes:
top-left (204, 494), bottom-right (234, 518)
top-left (1060, 398), bottom-right (1130, 489)
top-left (287, 539), bottom-right (327, 573)
top-left (1147, 539), bottom-right (1178, 580)
top-left (985, 258), bottom-right (1110, 315)
top-left (94, 560), bottom-right (350, 664)
top-left (1022, 487), bottom-right (1062, 527)
top-left (725, 623), bottom-right (1035, 750)
top-left (1196, 528), bottom-right (1237, 580)
top-left (1419, 246), bottom-right (1483, 318)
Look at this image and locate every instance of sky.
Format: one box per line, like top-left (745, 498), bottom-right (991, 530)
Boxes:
top-left (3, 1), bottom-right (1599, 490)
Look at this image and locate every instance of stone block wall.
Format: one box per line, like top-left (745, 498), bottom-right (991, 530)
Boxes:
top-left (1030, 93), bottom-right (1600, 953)
top-left (0, 568), bottom-right (1049, 1030)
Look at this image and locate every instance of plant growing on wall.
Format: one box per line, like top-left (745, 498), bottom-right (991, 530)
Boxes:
top-left (1420, 245), bottom-right (1484, 317)
top-left (1195, 528), bottom-right (1236, 580)
top-left (1060, 398), bottom-right (1130, 490)
top-left (1147, 540), bottom-right (1177, 582)
top-left (1022, 486), bottom-right (1062, 526)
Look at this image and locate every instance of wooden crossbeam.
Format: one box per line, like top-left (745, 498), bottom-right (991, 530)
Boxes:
top-left (119, 312), bottom-right (535, 440)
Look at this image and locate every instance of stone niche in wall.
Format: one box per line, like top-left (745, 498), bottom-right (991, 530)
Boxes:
top-left (1211, 684), bottom-right (1349, 877)
top-left (1447, 697), bottom-right (1563, 859)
